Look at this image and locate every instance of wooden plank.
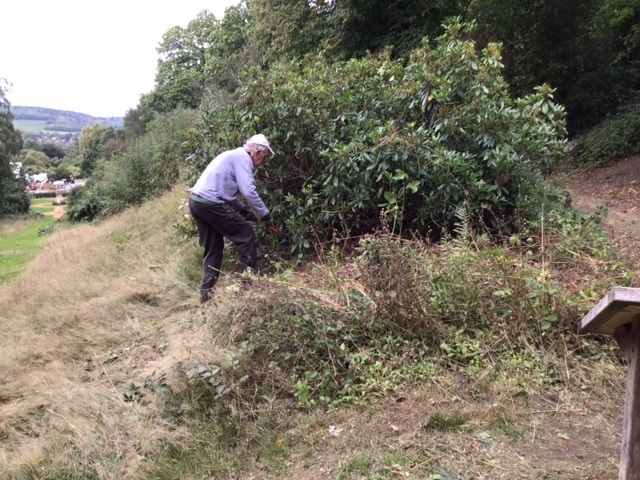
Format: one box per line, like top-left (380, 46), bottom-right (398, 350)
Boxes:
top-left (580, 287), bottom-right (640, 335)
top-left (616, 322), bottom-right (640, 480)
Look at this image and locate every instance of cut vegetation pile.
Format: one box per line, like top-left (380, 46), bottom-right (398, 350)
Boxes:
top-left (0, 183), bottom-right (635, 479)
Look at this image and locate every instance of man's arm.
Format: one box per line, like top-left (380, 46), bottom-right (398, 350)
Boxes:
top-left (235, 158), bottom-right (269, 219)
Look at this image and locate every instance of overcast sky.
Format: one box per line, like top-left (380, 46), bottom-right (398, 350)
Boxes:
top-left (1, 1), bottom-right (240, 118)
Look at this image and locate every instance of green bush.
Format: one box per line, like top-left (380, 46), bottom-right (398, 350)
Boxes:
top-left (65, 184), bottom-right (103, 222)
top-left (0, 178), bottom-right (30, 215)
top-left (28, 191), bottom-right (58, 199)
top-left (576, 103), bottom-right (640, 169)
top-left (195, 19), bottom-right (567, 256)
top-left (66, 110), bottom-right (199, 222)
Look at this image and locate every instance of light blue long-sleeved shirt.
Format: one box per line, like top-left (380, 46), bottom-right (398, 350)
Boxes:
top-left (190, 147), bottom-right (269, 218)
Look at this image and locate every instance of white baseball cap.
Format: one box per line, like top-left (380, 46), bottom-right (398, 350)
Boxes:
top-left (247, 134), bottom-right (274, 156)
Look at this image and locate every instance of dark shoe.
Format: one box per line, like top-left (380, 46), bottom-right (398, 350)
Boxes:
top-left (200, 289), bottom-right (212, 304)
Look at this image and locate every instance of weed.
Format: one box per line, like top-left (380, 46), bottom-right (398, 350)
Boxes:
top-left (335, 454), bottom-right (373, 479)
top-left (190, 206), bottom-right (625, 412)
top-left (0, 183), bottom-right (629, 480)
top-left (421, 412), bottom-right (469, 432)
top-left (489, 414), bottom-right (521, 439)
top-left (124, 373), bottom-right (171, 406)
top-left (355, 232), bottom-right (582, 353)
top-left (184, 357), bottom-right (232, 400)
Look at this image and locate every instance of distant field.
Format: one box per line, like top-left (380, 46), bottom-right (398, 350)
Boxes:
top-left (13, 119), bottom-right (47, 132)
top-left (12, 106), bottom-right (124, 133)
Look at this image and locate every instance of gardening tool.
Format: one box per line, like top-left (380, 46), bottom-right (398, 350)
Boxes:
top-left (268, 223), bottom-right (283, 235)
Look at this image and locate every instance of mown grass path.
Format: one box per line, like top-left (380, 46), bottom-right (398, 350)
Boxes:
top-left (567, 154), bottom-right (640, 265)
top-left (0, 196), bottom-right (67, 286)
top-left (0, 216), bottom-right (54, 286)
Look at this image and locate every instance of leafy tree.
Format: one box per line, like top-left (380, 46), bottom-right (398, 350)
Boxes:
top-left (65, 184), bottom-right (103, 223)
top-left (18, 149), bottom-right (51, 176)
top-left (204, 3), bottom-right (254, 92)
top-left (51, 162), bottom-right (80, 182)
top-left (323, 0), bottom-right (465, 59)
top-left (246, 0), bottom-right (464, 62)
top-left (247, 0), bottom-right (327, 61)
top-left (588, 0), bottom-right (640, 114)
top-left (123, 107), bottom-right (147, 139)
top-left (147, 10), bottom-right (219, 117)
top-left (68, 109), bottom-right (198, 221)
top-left (596, 0), bottom-right (640, 61)
top-left (40, 142), bottom-right (66, 160)
top-left (0, 80), bottom-right (29, 216)
top-left (23, 139), bottom-right (40, 150)
top-left (136, 8), bottom-right (250, 130)
top-left (59, 142), bottom-right (83, 174)
top-left (79, 124), bottom-right (121, 176)
top-left (470, 0), bottom-right (639, 133)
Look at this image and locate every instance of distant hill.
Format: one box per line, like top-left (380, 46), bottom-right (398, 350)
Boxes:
top-left (11, 106), bottom-right (124, 134)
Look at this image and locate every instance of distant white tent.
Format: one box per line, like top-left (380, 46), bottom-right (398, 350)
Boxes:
top-left (30, 172), bottom-right (48, 185)
top-left (10, 162), bottom-right (22, 179)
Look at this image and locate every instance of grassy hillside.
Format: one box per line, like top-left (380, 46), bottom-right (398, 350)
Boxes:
top-left (0, 186), bottom-right (630, 479)
top-left (11, 106), bottom-right (124, 133)
top-left (12, 119), bottom-right (47, 133)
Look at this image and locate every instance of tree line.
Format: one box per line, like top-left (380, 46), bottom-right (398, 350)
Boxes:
top-left (132, 0), bottom-right (639, 136)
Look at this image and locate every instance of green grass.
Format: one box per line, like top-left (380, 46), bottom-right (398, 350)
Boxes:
top-left (30, 198), bottom-right (58, 215)
top-left (0, 217), bottom-right (54, 286)
top-left (13, 119), bottom-right (47, 133)
top-left (421, 412), bottom-right (469, 432)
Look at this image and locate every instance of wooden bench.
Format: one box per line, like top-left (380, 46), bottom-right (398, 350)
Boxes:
top-left (581, 287), bottom-right (640, 480)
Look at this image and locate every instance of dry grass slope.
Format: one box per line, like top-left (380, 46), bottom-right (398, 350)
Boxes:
top-left (0, 188), bottom-right (211, 477)
top-left (0, 185), bottom-right (630, 480)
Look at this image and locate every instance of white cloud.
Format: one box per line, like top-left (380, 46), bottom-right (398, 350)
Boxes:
top-left (1, 1), bottom-right (240, 117)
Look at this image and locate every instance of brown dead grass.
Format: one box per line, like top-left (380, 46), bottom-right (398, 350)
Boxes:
top-left (280, 377), bottom-right (621, 480)
top-left (0, 188), bottom-right (213, 477)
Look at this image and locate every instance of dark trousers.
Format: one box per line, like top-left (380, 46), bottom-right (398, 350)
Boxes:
top-left (189, 198), bottom-right (258, 301)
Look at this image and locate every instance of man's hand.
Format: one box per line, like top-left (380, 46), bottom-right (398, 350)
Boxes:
top-left (261, 212), bottom-right (272, 223)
